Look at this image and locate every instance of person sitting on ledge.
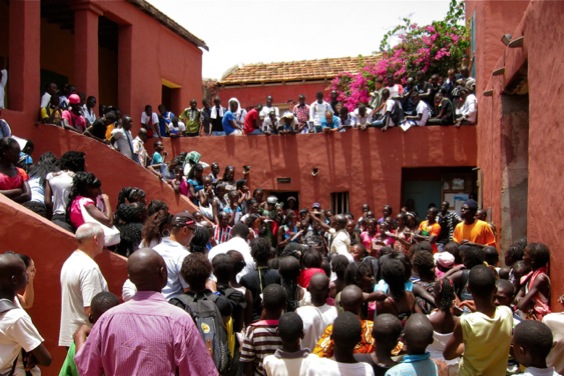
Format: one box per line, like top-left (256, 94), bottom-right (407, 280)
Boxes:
top-left (61, 94), bottom-right (86, 133)
top-left (370, 89), bottom-right (397, 131)
top-left (351, 104), bottom-right (372, 130)
top-left (244, 104), bottom-right (264, 135)
top-left (40, 94), bottom-right (63, 126)
top-left (262, 111), bottom-right (278, 135)
top-left (278, 113), bottom-right (298, 134)
top-left (455, 87), bottom-right (477, 127)
top-left (427, 91), bottom-right (455, 126)
top-left (399, 92), bottom-right (430, 130)
top-left (319, 111), bottom-right (340, 133)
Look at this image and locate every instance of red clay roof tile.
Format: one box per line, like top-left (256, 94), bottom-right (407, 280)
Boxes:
top-left (220, 54), bottom-right (381, 85)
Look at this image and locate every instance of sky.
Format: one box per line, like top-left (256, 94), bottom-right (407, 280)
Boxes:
top-left (148, 0), bottom-right (452, 80)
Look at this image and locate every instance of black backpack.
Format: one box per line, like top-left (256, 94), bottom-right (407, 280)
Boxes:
top-left (170, 292), bottom-right (232, 375)
top-left (390, 100), bottom-right (404, 125)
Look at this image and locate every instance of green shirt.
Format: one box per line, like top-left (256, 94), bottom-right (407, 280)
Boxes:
top-left (59, 342), bottom-right (78, 376)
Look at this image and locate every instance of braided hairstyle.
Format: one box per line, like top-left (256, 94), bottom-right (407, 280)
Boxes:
top-left (434, 278), bottom-right (455, 311)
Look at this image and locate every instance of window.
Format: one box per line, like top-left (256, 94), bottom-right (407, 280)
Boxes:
top-left (331, 192), bottom-right (349, 214)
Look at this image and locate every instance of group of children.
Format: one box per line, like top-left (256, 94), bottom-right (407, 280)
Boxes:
top-left (232, 234), bottom-right (560, 376)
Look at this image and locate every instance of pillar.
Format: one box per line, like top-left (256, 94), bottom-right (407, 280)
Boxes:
top-left (8, 0), bottom-right (40, 113)
top-left (73, 2), bottom-right (102, 102)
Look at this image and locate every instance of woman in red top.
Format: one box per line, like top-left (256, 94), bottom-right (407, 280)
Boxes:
top-left (0, 137), bottom-right (31, 203)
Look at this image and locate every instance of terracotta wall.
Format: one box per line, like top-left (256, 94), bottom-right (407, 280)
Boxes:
top-left (471, 0), bottom-right (564, 307)
top-left (159, 126), bottom-right (477, 219)
top-left (522, 0), bottom-right (564, 308)
top-left (2, 0), bottom-right (203, 137)
top-left (29, 124), bottom-right (199, 214)
top-left (465, 0), bottom-right (529, 235)
top-left (0, 194), bottom-right (128, 375)
top-left (217, 81), bottom-right (330, 110)
top-left (100, 0), bottom-right (203, 117)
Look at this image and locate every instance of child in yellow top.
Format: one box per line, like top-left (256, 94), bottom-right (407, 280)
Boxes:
top-left (444, 265), bottom-right (513, 376)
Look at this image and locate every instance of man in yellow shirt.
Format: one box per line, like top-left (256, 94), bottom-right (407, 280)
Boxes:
top-left (452, 200), bottom-right (496, 248)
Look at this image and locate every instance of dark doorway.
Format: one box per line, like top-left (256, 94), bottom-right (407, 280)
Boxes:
top-left (98, 16), bottom-right (119, 108)
top-left (402, 167), bottom-right (477, 220)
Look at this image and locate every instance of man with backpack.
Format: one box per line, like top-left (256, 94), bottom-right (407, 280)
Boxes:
top-left (171, 253), bottom-right (237, 376)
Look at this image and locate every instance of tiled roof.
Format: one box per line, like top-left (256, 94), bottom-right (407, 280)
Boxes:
top-left (220, 54), bottom-right (382, 85)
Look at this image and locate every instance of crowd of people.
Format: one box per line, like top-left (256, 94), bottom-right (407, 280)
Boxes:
top-left (0, 64), bottom-right (560, 376)
top-left (1, 135), bottom-right (562, 375)
top-left (24, 66), bottom-right (478, 151)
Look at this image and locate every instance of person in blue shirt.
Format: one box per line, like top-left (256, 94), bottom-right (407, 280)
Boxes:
top-left (319, 111), bottom-right (341, 133)
top-left (157, 104), bottom-right (174, 137)
top-left (222, 99), bottom-right (244, 136)
top-left (384, 313), bottom-right (438, 376)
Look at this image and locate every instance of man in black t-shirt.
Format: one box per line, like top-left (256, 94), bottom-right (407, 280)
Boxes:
top-left (84, 112), bottom-right (116, 144)
top-left (415, 71), bottom-right (433, 108)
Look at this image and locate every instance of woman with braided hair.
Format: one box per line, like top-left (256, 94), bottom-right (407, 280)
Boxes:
top-left (428, 278), bottom-right (460, 374)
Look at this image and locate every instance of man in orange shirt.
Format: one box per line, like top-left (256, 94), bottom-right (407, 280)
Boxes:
top-left (414, 207), bottom-right (441, 253)
top-left (452, 199), bottom-right (496, 248)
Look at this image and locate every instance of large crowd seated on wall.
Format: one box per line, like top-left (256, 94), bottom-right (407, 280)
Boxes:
top-left (14, 67), bottom-right (477, 143)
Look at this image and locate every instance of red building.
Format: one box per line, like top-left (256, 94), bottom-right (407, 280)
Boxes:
top-left (0, 0), bottom-right (207, 137)
top-left (218, 55), bottom-right (381, 110)
top-left (467, 0), bottom-right (564, 305)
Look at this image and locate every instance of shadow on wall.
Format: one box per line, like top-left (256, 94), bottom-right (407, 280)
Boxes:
top-left (0, 193), bottom-right (127, 375)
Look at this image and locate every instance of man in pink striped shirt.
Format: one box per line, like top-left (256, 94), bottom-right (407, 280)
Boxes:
top-left (75, 248), bottom-right (218, 376)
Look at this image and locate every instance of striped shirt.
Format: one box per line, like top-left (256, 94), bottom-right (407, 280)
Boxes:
top-left (240, 320), bottom-right (283, 376)
top-left (213, 225), bottom-right (232, 244)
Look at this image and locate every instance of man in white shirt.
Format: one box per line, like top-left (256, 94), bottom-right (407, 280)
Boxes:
top-left (456, 88), bottom-right (477, 126)
top-left (370, 89), bottom-right (397, 131)
top-left (0, 253), bottom-right (51, 373)
top-left (82, 96), bottom-right (97, 126)
top-left (262, 111), bottom-right (279, 135)
top-left (59, 223), bottom-right (108, 347)
top-left (208, 223), bottom-right (255, 282)
top-left (260, 95), bottom-right (280, 118)
top-left (296, 273), bottom-right (337, 350)
top-left (132, 128), bottom-right (149, 167)
top-left (39, 82), bottom-right (58, 108)
top-left (400, 92), bottom-right (430, 131)
top-left (152, 212), bottom-right (196, 299)
top-left (309, 92), bottom-right (333, 128)
top-left (351, 104), bottom-right (373, 130)
top-left (543, 312), bottom-right (564, 374)
top-left (110, 116), bottom-right (136, 161)
top-left (140, 105), bottom-right (160, 138)
top-left (329, 214), bottom-right (353, 262)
